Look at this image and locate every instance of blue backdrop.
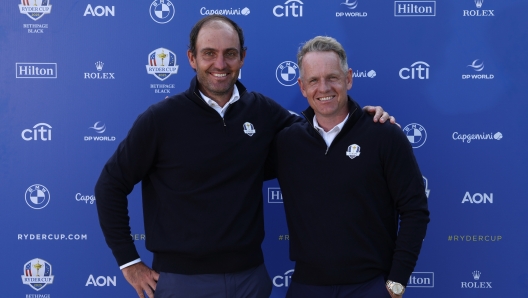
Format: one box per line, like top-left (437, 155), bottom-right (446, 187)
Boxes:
top-left (2, 0), bottom-right (528, 297)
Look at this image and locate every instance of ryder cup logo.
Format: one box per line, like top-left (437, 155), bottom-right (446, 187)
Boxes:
top-left (346, 144), bottom-right (361, 159)
top-left (276, 61), bottom-right (299, 86)
top-left (403, 123), bottom-right (427, 148)
top-left (243, 122), bottom-right (256, 136)
top-left (19, 0), bottom-right (52, 21)
top-left (150, 0), bottom-right (175, 24)
top-left (146, 48), bottom-right (179, 81)
top-left (25, 184), bottom-right (51, 209)
top-left (22, 258), bottom-right (54, 291)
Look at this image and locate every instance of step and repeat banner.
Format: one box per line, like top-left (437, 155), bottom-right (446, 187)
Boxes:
top-left (1, 0), bottom-right (527, 297)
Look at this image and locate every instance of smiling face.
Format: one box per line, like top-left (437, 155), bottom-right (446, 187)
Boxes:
top-left (187, 20), bottom-right (245, 106)
top-left (298, 51), bottom-right (352, 128)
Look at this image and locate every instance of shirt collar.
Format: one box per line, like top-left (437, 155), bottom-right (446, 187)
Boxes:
top-left (313, 113), bottom-right (350, 133)
top-left (200, 85), bottom-right (240, 109)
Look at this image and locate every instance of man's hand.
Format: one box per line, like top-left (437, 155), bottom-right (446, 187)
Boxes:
top-left (362, 105), bottom-right (398, 126)
top-left (122, 262), bottom-right (160, 298)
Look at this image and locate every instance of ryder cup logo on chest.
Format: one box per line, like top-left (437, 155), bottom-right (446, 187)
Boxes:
top-left (346, 144), bottom-right (361, 159)
top-left (19, 0), bottom-right (52, 21)
top-left (146, 48), bottom-right (179, 81)
top-left (243, 122), bottom-right (256, 136)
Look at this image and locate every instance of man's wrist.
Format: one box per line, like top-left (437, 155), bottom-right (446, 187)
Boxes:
top-left (119, 258), bottom-right (142, 270)
top-left (386, 280), bottom-right (405, 296)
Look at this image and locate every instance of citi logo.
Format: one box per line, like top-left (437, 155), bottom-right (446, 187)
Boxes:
top-left (85, 275), bottom-right (116, 286)
top-left (268, 188), bottom-right (283, 203)
top-left (273, 0), bottom-right (303, 17)
top-left (394, 1), bottom-right (436, 17)
top-left (462, 192), bottom-right (493, 204)
top-left (16, 63), bottom-right (57, 79)
top-left (22, 123), bottom-right (52, 141)
top-left (273, 269), bottom-right (293, 287)
top-left (407, 272), bottom-right (434, 288)
top-left (84, 5), bottom-right (115, 16)
top-left (463, 0), bottom-right (494, 16)
top-left (399, 61), bottom-right (429, 79)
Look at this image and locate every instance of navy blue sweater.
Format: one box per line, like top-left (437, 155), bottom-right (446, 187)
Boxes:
top-left (273, 98), bottom-right (429, 286)
top-left (95, 77), bottom-right (299, 274)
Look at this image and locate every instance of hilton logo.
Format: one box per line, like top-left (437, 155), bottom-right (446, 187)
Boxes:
top-left (394, 1), bottom-right (436, 17)
top-left (16, 63), bottom-right (57, 79)
top-left (268, 187), bottom-right (283, 203)
top-left (407, 272), bottom-right (434, 287)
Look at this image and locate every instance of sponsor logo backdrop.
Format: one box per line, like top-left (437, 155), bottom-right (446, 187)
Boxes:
top-left (1, 0), bottom-right (527, 297)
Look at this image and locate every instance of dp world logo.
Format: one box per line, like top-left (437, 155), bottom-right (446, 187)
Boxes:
top-left (146, 48), bottom-right (179, 81)
top-left (403, 123), bottom-right (427, 148)
top-left (25, 184), bottom-right (50, 209)
top-left (150, 0), bottom-right (175, 24)
top-left (19, 0), bottom-right (52, 21)
top-left (276, 61), bottom-right (299, 86)
top-left (22, 258), bottom-right (54, 291)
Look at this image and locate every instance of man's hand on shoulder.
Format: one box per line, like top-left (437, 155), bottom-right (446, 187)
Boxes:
top-left (122, 262), bottom-right (160, 298)
top-left (362, 105), bottom-right (400, 127)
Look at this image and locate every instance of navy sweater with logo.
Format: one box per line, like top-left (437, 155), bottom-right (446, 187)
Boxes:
top-left (95, 76), bottom-right (299, 274)
top-left (272, 98), bottom-right (430, 286)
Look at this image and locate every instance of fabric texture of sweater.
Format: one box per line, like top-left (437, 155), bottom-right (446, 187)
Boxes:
top-left (95, 76), bottom-right (299, 274)
top-left (273, 97), bottom-right (430, 286)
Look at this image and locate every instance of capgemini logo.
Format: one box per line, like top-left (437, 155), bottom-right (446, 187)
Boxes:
top-left (472, 270), bottom-right (481, 280)
top-left (474, 0), bottom-right (483, 8)
top-left (95, 61), bottom-right (104, 71)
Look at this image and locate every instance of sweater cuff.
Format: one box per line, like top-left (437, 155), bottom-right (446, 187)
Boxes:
top-left (120, 258), bottom-right (142, 270)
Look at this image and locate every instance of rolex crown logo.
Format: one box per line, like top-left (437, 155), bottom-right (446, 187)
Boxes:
top-left (95, 61), bottom-right (104, 71)
top-left (472, 270), bottom-right (481, 280)
top-left (474, 0), bottom-right (483, 8)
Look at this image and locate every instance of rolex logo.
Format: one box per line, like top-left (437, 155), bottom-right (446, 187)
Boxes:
top-left (474, 0), bottom-right (483, 8)
top-left (95, 61), bottom-right (104, 71)
top-left (472, 270), bottom-right (481, 280)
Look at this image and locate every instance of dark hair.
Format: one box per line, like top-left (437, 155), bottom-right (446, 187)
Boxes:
top-left (189, 15), bottom-right (247, 58)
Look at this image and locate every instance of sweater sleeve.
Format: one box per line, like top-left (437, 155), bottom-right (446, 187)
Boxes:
top-left (382, 126), bottom-right (430, 286)
top-left (262, 97), bottom-right (303, 181)
top-left (94, 107), bottom-right (159, 267)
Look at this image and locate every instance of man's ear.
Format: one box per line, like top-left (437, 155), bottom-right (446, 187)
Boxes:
top-left (187, 50), bottom-right (196, 70)
top-left (347, 68), bottom-right (353, 90)
top-left (298, 78), bottom-right (307, 98)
